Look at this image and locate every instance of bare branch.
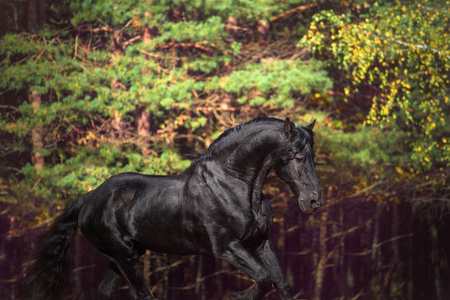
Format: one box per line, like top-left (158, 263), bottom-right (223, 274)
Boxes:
top-left (344, 233), bottom-right (414, 256)
top-left (271, 4), bottom-right (318, 22)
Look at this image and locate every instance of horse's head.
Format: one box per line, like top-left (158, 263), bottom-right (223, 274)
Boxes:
top-left (275, 118), bottom-right (323, 213)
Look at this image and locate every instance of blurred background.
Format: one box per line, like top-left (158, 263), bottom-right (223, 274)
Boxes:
top-left (1, 0), bottom-right (449, 299)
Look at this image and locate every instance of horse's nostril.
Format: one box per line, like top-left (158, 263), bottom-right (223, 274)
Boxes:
top-left (310, 200), bottom-right (319, 209)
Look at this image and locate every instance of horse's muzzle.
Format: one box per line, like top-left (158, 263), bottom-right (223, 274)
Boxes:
top-left (310, 200), bottom-right (320, 212)
top-left (299, 192), bottom-right (323, 213)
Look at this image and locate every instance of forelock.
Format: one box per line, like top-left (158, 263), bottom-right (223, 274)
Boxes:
top-left (294, 126), bottom-right (314, 151)
top-left (273, 127), bottom-right (313, 170)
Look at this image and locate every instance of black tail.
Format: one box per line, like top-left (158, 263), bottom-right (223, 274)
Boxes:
top-left (22, 194), bottom-right (87, 300)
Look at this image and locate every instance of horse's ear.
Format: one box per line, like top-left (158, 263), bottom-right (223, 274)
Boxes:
top-left (284, 117), bottom-right (292, 136)
top-left (306, 119), bottom-right (316, 130)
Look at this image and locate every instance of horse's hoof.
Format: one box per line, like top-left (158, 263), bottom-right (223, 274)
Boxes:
top-left (228, 291), bottom-right (247, 300)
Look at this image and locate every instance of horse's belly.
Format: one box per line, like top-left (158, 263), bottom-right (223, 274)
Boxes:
top-left (130, 203), bottom-right (212, 255)
top-left (135, 228), bottom-right (212, 255)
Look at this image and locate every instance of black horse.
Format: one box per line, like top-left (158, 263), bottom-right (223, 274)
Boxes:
top-left (23, 117), bottom-right (323, 300)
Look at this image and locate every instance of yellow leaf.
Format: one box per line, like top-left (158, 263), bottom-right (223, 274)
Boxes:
top-left (395, 167), bottom-right (404, 175)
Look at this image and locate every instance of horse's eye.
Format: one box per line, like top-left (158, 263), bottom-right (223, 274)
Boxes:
top-left (295, 156), bottom-right (306, 164)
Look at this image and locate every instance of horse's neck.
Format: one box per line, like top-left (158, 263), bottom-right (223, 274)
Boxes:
top-left (215, 129), bottom-right (278, 174)
top-left (250, 159), bottom-right (273, 211)
top-left (214, 128), bottom-right (280, 209)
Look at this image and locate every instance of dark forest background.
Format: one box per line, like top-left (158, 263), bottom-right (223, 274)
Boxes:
top-left (1, 0), bottom-right (449, 299)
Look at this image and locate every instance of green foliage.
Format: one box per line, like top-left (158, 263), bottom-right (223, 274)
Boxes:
top-left (209, 59), bottom-right (332, 108)
top-left (300, 2), bottom-right (450, 171)
top-left (292, 110), bottom-right (411, 200)
top-left (1, 0), bottom-right (448, 226)
top-left (2, 3), bottom-right (450, 299)
top-left (1, 0), bottom-right (333, 222)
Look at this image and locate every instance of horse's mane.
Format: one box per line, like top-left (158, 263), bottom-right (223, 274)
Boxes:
top-left (194, 117), bottom-right (314, 161)
top-left (206, 117), bottom-right (283, 152)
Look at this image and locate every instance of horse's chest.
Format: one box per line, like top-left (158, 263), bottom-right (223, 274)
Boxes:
top-left (242, 198), bottom-right (273, 248)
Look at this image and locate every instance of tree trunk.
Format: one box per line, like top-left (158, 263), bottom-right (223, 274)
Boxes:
top-left (135, 17), bottom-right (154, 156)
top-left (27, 0), bottom-right (45, 31)
top-left (143, 250), bottom-right (151, 286)
top-left (135, 107), bottom-right (151, 138)
top-left (38, 0), bottom-right (46, 28)
top-left (27, 0), bottom-right (38, 31)
top-left (194, 255), bottom-right (203, 297)
top-left (257, 20), bottom-right (270, 44)
top-left (429, 213), bottom-right (443, 300)
top-left (29, 90), bottom-right (44, 170)
top-left (313, 207), bottom-right (328, 300)
top-left (110, 30), bottom-right (124, 137)
top-left (390, 202), bottom-right (400, 296)
top-left (407, 201), bottom-right (415, 300)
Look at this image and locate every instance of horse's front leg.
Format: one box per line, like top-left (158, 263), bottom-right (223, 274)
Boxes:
top-left (254, 239), bottom-right (294, 300)
top-left (216, 240), bottom-right (272, 300)
top-left (98, 262), bottom-right (122, 299)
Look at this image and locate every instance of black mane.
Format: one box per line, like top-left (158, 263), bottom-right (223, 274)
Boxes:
top-left (205, 117), bottom-right (283, 153)
top-left (196, 117), bottom-right (314, 169)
